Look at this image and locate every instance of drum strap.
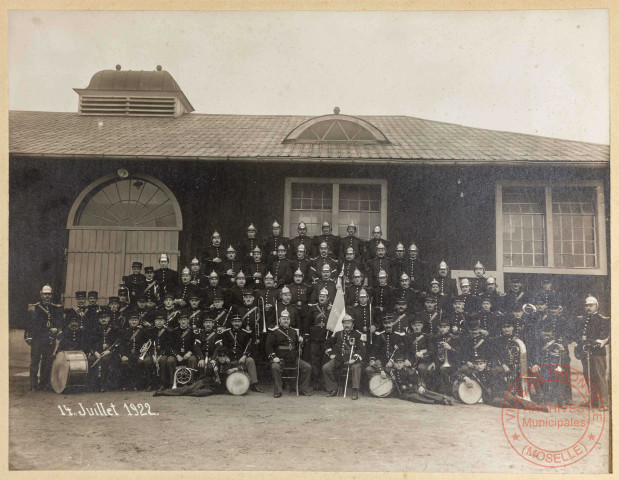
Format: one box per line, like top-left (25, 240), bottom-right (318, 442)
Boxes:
top-left (143, 282), bottom-right (156, 294)
top-left (429, 312), bottom-right (438, 324)
top-left (158, 328), bottom-right (167, 338)
top-left (189, 309), bottom-right (202, 321)
top-left (474, 338), bottom-right (485, 350)
top-left (393, 314), bottom-right (406, 326)
top-left (214, 310), bottom-right (227, 324)
top-left (167, 310), bottom-right (179, 321)
top-left (129, 329), bottom-right (141, 342)
top-left (515, 291), bottom-right (524, 302)
top-left (181, 329), bottom-right (190, 339)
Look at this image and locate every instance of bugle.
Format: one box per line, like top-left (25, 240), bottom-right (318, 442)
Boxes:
top-left (139, 339), bottom-right (152, 361)
top-left (522, 303), bottom-right (537, 315)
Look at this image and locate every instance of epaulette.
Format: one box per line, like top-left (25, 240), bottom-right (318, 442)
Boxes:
top-left (375, 330), bottom-right (384, 335)
top-left (395, 331), bottom-right (405, 336)
top-left (293, 328), bottom-right (300, 334)
top-left (52, 303), bottom-right (63, 308)
top-left (268, 326), bottom-right (279, 332)
top-left (27, 304), bottom-right (36, 312)
top-left (220, 328), bottom-right (231, 333)
top-left (242, 328), bottom-right (252, 334)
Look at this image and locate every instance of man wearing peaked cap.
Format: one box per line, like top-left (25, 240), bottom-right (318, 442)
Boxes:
top-left (366, 314), bottom-right (406, 387)
top-left (265, 309), bottom-right (312, 397)
top-left (201, 231), bottom-right (225, 276)
top-left (311, 220), bottom-right (340, 258)
top-left (311, 241), bottom-right (340, 282)
top-left (155, 253), bottom-right (179, 299)
top-left (367, 242), bottom-right (393, 289)
top-left (245, 245), bottom-right (268, 290)
top-left (25, 285), bottom-right (63, 390)
top-left (262, 221), bottom-right (290, 266)
top-left (289, 221), bottom-right (311, 261)
top-left (480, 277), bottom-right (506, 314)
top-left (323, 315), bottom-right (366, 400)
top-left (220, 245), bottom-right (242, 290)
top-left (338, 221), bottom-right (365, 262)
top-left (238, 223), bottom-right (260, 263)
top-left (142, 266), bottom-right (161, 308)
top-left (503, 276), bottom-right (530, 311)
top-left (124, 261), bottom-right (146, 305)
top-left (365, 225), bottom-right (391, 261)
top-left (310, 264), bottom-right (337, 304)
top-left (63, 290), bottom-right (90, 332)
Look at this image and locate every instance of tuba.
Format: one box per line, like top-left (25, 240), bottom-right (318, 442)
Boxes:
top-left (508, 337), bottom-right (532, 401)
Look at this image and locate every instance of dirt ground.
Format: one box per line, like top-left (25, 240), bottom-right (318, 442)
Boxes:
top-left (8, 330), bottom-right (611, 473)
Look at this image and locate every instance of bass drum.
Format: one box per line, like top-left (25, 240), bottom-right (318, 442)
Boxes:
top-left (50, 350), bottom-right (89, 394)
top-left (369, 374), bottom-right (394, 398)
top-left (226, 371), bottom-right (250, 395)
top-left (452, 378), bottom-right (483, 404)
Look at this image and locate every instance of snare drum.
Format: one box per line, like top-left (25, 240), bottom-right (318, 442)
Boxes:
top-left (369, 373), bottom-right (394, 397)
top-left (50, 351), bottom-right (89, 394)
top-left (226, 371), bottom-right (250, 395)
top-left (451, 378), bottom-right (483, 404)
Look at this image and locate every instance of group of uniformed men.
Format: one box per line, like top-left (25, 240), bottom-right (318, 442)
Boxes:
top-left (26, 221), bottom-right (610, 409)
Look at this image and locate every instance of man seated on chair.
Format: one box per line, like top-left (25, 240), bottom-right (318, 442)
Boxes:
top-left (323, 315), bottom-right (366, 400)
top-left (265, 309), bottom-right (312, 398)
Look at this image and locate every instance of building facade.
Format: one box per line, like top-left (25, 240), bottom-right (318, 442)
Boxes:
top-left (9, 67), bottom-right (610, 327)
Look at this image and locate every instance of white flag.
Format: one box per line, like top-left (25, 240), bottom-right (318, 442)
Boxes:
top-left (326, 276), bottom-right (346, 333)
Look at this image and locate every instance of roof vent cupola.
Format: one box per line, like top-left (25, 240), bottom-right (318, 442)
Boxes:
top-left (74, 65), bottom-right (194, 117)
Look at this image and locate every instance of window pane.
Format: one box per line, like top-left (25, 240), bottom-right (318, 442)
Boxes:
top-left (502, 187), bottom-right (546, 267)
top-left (551, 186), bottom-right (597, 269)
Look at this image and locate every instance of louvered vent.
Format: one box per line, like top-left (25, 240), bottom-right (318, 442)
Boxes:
top-left (80, 96), bottom-right (176, 117)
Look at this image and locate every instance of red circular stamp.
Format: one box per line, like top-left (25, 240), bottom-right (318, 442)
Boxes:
top-left (501, 364), bottom-right (606, 468)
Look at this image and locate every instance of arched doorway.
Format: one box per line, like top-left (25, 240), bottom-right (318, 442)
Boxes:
top-left (63, 172), bottom-right (183, 307)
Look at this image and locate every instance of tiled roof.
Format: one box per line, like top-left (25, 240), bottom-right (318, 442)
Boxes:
top-left (9, 111), bottom-right (609, 165)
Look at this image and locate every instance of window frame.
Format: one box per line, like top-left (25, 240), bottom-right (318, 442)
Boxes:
top-left (495, 180), bottom-right (607, 275)
top-left (284, 177), bottom-right (388, 239)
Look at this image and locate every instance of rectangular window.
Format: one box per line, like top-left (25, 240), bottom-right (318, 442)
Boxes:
top-left (285, 179), bottom-right (387, 240)
top-left (496, 182), bottom-right (606, 275)
top-left (502, 187), bottom-right (546, 267)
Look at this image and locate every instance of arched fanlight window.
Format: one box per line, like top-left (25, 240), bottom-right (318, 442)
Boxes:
top-left (283, 112), bottom-right (389, 144)
top-left (71, 175), bottom-right (181, 229)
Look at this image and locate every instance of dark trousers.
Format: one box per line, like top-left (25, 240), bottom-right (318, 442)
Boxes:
top-left (401, 388), bottom-right (449, 404)
top-left (324, 359), bottom-right (361, 392)
top-left (309, 341), bottom-right (326, 387)
top-left (438, 365), bottom-right (455, 395)
top-left (30, 340), bottom-right (54, 388)
top-left (271, 359), bottom-right (311, 394)
top-left (153, 355), bottom-right (170, 388)
top-left (158, 379), bottom-right (216, 397)
top-left (121, 355), bottom-right (151, 389)
top-left (582, 354), bottom-right (609, 407)
top-left (88, 353), bottom-right (113, 390)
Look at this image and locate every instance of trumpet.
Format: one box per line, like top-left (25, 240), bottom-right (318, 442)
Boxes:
top-left (439, 336), bottom-right (452, 368)
top-left (139, 339), bottom-right (152, 361)
top-left (172, 366), bottom-right (197, 389)
top-left (522, 304), bottom-right (537, 315)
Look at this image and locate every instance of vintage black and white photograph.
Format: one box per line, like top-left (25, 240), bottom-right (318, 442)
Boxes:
top-left (7, 8), bottom-right (611, 473)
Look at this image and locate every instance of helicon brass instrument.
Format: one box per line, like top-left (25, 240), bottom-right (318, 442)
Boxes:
top-left (172, 366), bottom-right (197, 389)
top-left (522, 303), bottom-right (537, 315)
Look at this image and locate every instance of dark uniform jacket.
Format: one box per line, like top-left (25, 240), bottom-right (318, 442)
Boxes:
top-left (311, 233), bottom-right (340, 258)
top-left (220, 259), bottom-right (243, 290)
top-left (148, 325), bottom-right (173, 356)
top-left (119, 326), bottom-right (149, 357)
top-left (227, 285), bottom-right (255, 308)
top-left (141, 280), bottom-right (161, 305)
top-left (155, 306), bottom-right (182, 331)
top-left (577, 312), bottom-right (610, 357)
top-left (403, 257), bottom-right (427, 292)
top-left (469, 276), bottom-right (487, 298)
top-left (237, 237), bottom-right (260, 264)
top-left (338, 235), bottom-right (364, 261)
top-left (371, 285), bottom-right (394, 316)
top-left (393, 287), bottom-right (420, 313)
top-left (325, 329), bottom-right (366, 365)
top-left (459, 332), bottom-right (491, 364)
top-left (220, 327), bottom-right (253, 361)
top-left (345, 284), bottom-right (370, 308)
top-left (288, 282), bottom-right (311, 332)
top-left (262, 235), bottom-right (290, 263)
top-left (371, 330), bottom-right (406, 364)
top-left (200, 244), bottom-right (226, 275)
top-left (310, 279), bottom-right (337, 304)
top-left (271, 257), bottom-right (293, 288)
top-left (266, 326), bottom-right (302, 363)
top-left (244, 261), bottom-right (268, 290)
top-left (109, 309), bottom-right (127, 330)
top-left (63, 305), bottom-right (91, 332)
top-left (25, 301), bottom-right (63, 342)
top-left (289, 257), bottom-right (312, 283)
top-left (349, 303), bottom-right (373, 334)
top-left (391, 311), bottom-right (414, 335)
top-left (367, 256), bottom-right (393, 288)
top-left (405, 331), bottom-right (433, 364)
top-left (311, 255), bottom-right (340, 281)
top-left (503, 289), bottom-right (530, 310)
top-left (57, 327), bottom-right (89, 352)
top-left (189, 273), bottom-right (209, 295)
top-left (276, 302), bottom-right (300, 329)
top-left (154, 267), bottom-right (179, 298)
top-left (365, 238), bottom-right (391, 261)
top-left (308, 304), bottom-right (330, 342)
top-left (289, 236), bottom-right (312, 260)
top-left (194, 328), bottom-right (219, 361)
top-left (340, 259), bottom-right (364, 287)
top-left (174, 282), bottom-right (200, 306)
top-left (181, 307), bottom-right (205, 333)
top-left (470, 310), bottom-right (501, 337)
top-left (204, 285), bottom-right (226, 309)
top-left (432, 332), bottom-right (461, 367)
top-left (89, 323), bottom-right (120, 354)
top-left (169, 327), bottom-right (198, 358)
top-left (433, 275), bottom-right (458, 301)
